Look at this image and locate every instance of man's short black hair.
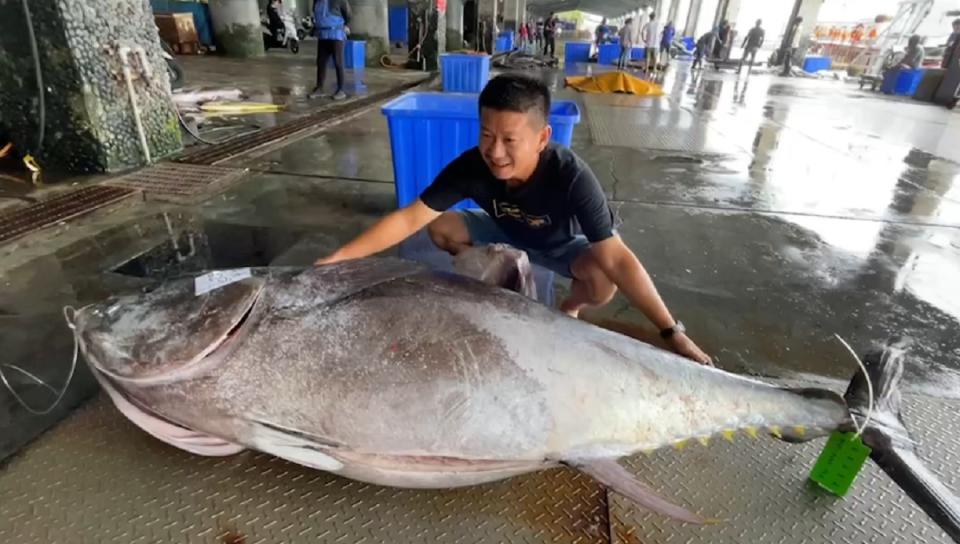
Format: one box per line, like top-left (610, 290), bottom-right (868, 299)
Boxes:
top-left (478, 74), bottom-right (551, 127)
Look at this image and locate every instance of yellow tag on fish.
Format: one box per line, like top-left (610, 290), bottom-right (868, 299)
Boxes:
top-left (809, 431), bottom-right (871, 496)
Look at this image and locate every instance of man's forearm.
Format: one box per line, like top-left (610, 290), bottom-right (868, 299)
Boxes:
top-left (328, 207), bottom-right (425, 261)
top-left (604, 252), bottom-right (676, 331)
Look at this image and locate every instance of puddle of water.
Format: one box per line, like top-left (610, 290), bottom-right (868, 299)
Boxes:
top-left (112, 222), bottom-right (306, 280)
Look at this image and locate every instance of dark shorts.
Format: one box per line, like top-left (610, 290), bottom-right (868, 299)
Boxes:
top-left (458, 210), bottom-right (590, 278)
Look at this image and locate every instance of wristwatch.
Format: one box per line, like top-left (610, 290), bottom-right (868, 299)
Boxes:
top-left (660, 321), bottom-right (686, 340)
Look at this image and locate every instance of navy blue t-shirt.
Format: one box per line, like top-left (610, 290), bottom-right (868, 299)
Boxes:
top-left (420, 143), bottom-right (616, 251)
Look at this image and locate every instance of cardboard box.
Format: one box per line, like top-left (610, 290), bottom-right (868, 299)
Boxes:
top-left (155, 13), bottom-right (199, 45)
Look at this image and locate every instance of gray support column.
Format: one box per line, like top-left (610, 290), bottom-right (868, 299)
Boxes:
top-left (407, 0), bottom-right (444, 69)
top-left (502, 0), bottom-right (519, 31)
top-left (446, 0), bottom-right (464, 50)
top-left (477, 0), bottom-right (496, 53)
top-left (350, 0), bottom-right (391, 63)
top-left (0, 0), bottom-right (181, 173)
top-left (208, 0), bottom-right (265, 58)
top-left (777, 0), bottom-right (822, 56)
top-left (683, 0), bottom-right (702, 36)
top-left (666, 0), bottom-right (680, 27)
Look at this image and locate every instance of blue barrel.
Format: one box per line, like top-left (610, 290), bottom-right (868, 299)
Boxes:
top-left (441, 54), bottom-right (491, 93)
top-left (598, 43), bottom-right (620, 65)
top-left (381, 92), bottom-right (581, 209)
top-left (342, 40), bottom-right (365, 70)
top-left (564, 42), bottom-right (591, 65)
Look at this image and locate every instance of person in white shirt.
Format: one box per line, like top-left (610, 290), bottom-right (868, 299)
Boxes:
top-left (617, 18), bottom-right (635, 70)
top-left (642, 12), bottom-right (660, 74)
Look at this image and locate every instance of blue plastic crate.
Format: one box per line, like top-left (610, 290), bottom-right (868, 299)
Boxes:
top-left (598, 43), bottom-right (620, 65)
top-left (388, 5), bottom-right (408, 43)
top-left (881, 68), bottom-right (925, 96)
top-left (499, 31), bottom-right (515, 50)
top-left (630, 46), bottom-right (646, 60)
top-left (682, 36), bottom-right (695, 51)
top-left (381, 92), bottom-right (581, 210)
top-left (564, 42), bottom-right (591, 65)
top-left (803, 55), bottom-right (831, 73)
top-left (495, 36), bottom-right (512, 53)
top-left (441, 54), bottom-right (491, 93)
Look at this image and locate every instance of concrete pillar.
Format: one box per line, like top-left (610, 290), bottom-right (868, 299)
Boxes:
top-left (666, 0), bottom-right (681, 27)
top-left (208, 0), bottom-right (265, 58)
top-left (350, 0), bottom-right (391, 63)
top-left (290, 0), bottom-right (311, 21)
top-left (502, 0), bottom-right (519, 31)
top-left (408, 0), bottom-right (445, 69)
top-left (683, 0), bottom-right (702, 36)
top-left (0, 0), bottom-right (181, 173)
top-left (778, 0), bottom-right (823, 55)
top-left (446, 0), bottom-right (464, 50)
top-left (477, 0), bottom-right (497, 53)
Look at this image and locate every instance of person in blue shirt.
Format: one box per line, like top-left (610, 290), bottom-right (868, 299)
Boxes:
top-left (310, 0), bottom-right (352, 100)
top-left (660, 20), bottom-right (676, 66)
top-left (595, 18), bottom-right (610, 47)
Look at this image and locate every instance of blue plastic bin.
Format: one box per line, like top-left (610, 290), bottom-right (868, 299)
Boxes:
top-left (381, 92), bottom-right (581, 209)
top-left (881, 68), bottom-right (925, 96)
top-left (495, 36), bottom-right (512, 53)
top-left (598, 43), bottom-right (620, 65)
top-left (388, 5), bottom-right (408, 43)
top-left (682, 36), bottom-right (695, 51)
top-left (499, 31), bottom-right (515, 49)
top-left (441, 54), bottom-right (491, 93)
top-left (564, 42), bottom-right (591, 65)
top-left (340, 40), bottom-right (365, 70)
top-left (609, 36), bottom-right (620, 44)
top-left (630, 46), bottom-right (646, 60)
top-left (802, 55), bottom-right (831, 73)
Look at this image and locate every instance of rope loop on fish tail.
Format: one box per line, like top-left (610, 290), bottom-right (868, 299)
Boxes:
top-left (835, 333), bottom-right (874, 439)
top-left (0, 306), bottom-right (80, 416)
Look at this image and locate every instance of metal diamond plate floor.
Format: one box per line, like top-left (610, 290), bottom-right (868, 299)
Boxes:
top-left (0, 396), bottom-right (608, 544)
top-left (2, 391), bottom-right (958, 543)
top-left (610, 394), bottom-right (960, 544)
top-left (586, 104), bottom-right (744, 155)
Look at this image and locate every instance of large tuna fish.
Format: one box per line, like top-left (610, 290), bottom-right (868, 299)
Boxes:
top-left (72, 256), bottom-right (960, 535)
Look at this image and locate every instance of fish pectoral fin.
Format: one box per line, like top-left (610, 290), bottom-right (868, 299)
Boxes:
top-left (566, 459), bottom-right (716, 524)
top-left (250, 421), bottom-right (344, 472)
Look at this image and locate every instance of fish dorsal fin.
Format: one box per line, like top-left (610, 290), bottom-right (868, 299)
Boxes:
top-left (566, 459), bottom-right (716, 524)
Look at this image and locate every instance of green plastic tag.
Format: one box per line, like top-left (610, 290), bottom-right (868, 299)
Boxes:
top-left (809, 431), bottom-right (872, 496)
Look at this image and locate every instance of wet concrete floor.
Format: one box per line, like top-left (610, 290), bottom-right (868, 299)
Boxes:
top-left (1, 53), bottom-right (959, 465)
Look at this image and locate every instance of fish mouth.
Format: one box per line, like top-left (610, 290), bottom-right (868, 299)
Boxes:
top-left (79, 278), bottom-right (265, 386)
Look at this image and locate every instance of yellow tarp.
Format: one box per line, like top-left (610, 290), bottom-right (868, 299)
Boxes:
top-left (564, 71), bottom-right (664, 96)
top-left (200, 102), bottom-right (283, 114)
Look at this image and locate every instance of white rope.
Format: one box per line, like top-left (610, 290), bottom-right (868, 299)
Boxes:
top-left (834, 334), bottom-right (874, 438)
top-left (0, 306), bottom-right (80, 416)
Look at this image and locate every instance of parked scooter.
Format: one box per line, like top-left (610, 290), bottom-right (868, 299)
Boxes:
top-left (261, 1), bottom-right (301, 53)
top-left (160, 40), bottom-right (184, 89)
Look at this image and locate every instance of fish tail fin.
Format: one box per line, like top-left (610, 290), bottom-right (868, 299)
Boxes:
top-left (844, 337), bottom-right (960, 541)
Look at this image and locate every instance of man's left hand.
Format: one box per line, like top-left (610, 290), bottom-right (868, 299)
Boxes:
top-left (667, 333), bottom-right (713, 366)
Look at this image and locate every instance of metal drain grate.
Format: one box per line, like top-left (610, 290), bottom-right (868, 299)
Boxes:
top-left (105, 162), bottom-right (248, 202)
top-left (174, 76), bottom-right (432, 166)
top-left (0, 186), bottom-right (136, 244)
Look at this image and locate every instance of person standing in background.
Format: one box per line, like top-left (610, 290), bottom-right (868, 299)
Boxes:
top-left (715, 19), bottom-right (731, 58)
top-left (942, 19), bottom-right (960, 69)
top-left (739, 19), bottom-right (765, 73)
top-left (659, 20), bottom-right (675, 67)
top-left (596, 18), bottom-right (610, 47)
top-left (535, 18), bottom-right (545, 52)
top-left (310, 0), bottom-right (352, 100)
top-left (543, 12), bottom-right (557, 58)
top-left (642, 11), bottom-right (660, 74)
top-left (781, 16), bottom-right (804, 76)
top-left (692, 28), bottom-right (716, 71)
top-left (617, 18), bottom-right (634, 71)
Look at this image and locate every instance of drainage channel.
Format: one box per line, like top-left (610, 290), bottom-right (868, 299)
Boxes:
top-left (0, 186), bottom-right (137, 244)
top-left (104, 162), bottom-right (249, 203)
top-left (174, 76), bottom-right (434, 166)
